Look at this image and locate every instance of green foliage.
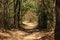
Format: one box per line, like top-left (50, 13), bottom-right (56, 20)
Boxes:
top-left (21, 0), bottom-right (38, 14)
top-left (44, 0), bottom-right (54, 31)
top-left (0, 0), bottom-right (55, 31)
top-left (38, 0), bottom-right (55, 31)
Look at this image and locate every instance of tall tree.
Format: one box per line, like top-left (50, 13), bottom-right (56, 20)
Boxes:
top-left (55, 0), bottom-right (60, 39)
top-left (14, 0), bottom-right (20, 29)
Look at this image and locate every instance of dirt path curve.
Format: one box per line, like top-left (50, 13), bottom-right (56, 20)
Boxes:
top-left (0, 30), bottom-right (54, 40)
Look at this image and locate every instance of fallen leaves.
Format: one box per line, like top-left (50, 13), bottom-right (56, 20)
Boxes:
top-left (0, 30), bottom-right (54, 40)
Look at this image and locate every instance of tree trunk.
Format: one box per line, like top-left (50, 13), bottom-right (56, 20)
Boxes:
top-left (55, 0), bottom-right (60, 39)
top-left (14, 0), bottom-right (20, 29)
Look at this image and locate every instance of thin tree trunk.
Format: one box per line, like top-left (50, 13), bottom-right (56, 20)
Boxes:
top-left (17, 0), bottom-right (20, 28)
top-left (3, 0), bottom-right (9, 30)
top-left (14, 0), bottom-right (20, 29)
top-left (14, 0), bottom-right (18, 29)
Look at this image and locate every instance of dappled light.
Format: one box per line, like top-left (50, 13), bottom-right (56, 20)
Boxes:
top-left (0, 0), bottom-right (55, 40)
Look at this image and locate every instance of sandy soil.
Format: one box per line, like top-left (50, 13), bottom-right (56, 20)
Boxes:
top-left (0, 30), bottom-right (54, 40)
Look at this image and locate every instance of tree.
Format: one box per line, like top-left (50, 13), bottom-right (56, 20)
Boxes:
top-left (14, 0), bottom-right (20, 29)
top-left (55, 0), bottom-right (60, 39)
top-left (38, 0), bottom-right (55, 31)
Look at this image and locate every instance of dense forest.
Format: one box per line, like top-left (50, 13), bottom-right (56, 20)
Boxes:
top-left (0, 0), bottom-right (55, 31)
top-left (0, 0), bottom-right (56, 40)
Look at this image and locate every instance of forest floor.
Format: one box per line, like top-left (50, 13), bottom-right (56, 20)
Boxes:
top-left (0, 29), bottom-right (55, 40)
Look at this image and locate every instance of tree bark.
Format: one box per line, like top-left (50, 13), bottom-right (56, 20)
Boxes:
top-left (55, 0), bottom-right (60, 40)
